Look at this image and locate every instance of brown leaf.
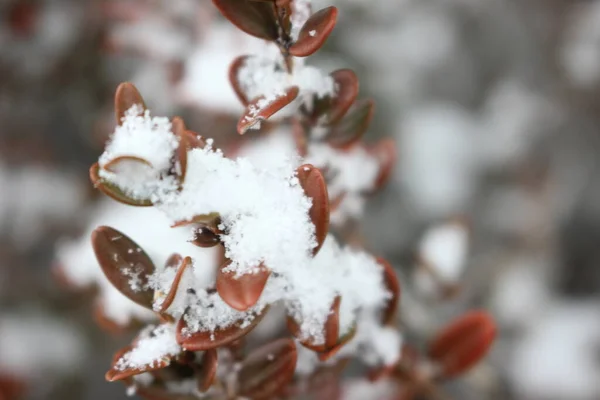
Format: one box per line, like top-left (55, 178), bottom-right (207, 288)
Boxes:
top-left (90, 162), bottom-right (153, 206)
top-left (156, 256), bottom-right (193, 314)
top-left (328, 69), bottom-right (359, 124)
top-left (296, 164), bottom-right (330, 255)
top-left (289, 7), bottom-right (338, 57)
top-left (237, 86), bottom-right (299, 134)
top-left (216, 260), bottom-right (271, 311)
top-left (317, 323), bottom-right (357, 362)
top-left (171, 213), bottom-right (221, 228)
top-left (115, 82), bottom-right (146, 125)
top-left (291, 118), bottom-right (308, 157)
top-left (327, 99), bottom-right (374, 149)
top-left (377, 257), bottom-right (400, 325)
top-left (176, 307), bottom-right (268, 351)
top-left (287, 296), bottom-right (340, 352)
top-left (197, 349), bottom-right (218, 392)
top-left (229, 55), bottom-right (251, 106)
top-left (212, 0), bottom-right (279, 40)
top-left (91, 226), bottom-right (155, 308)
top-left (368, 138), bottom-right (397, 191)
top-left (103, 156), bottom-right (153, 174)
top-left (105, 344), bottom-right (172, 382)
top-left (171, 117), bottom-right (188, 183)
top-left (190, 226), bottom-right (221, 248)
top-left (238, 338), bottom-right (297, 399)
top-left (428, 310), bottom-right (497, 378)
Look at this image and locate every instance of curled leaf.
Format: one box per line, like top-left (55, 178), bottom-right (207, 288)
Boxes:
top-left (156, 256), bottom-right (193, 314)
top-left (369, 138), bottom-right (397, 191)
top-left (287, 296), bottom-right (340, 352)
top-left (216, 260), bottom-right (271, 311)
top-left (428, 310), bottom-right (497, 378)
top-left (103, 156), bottom-right (153, 174)
top-left (237, 86), bottom-right (300, 134)
top-left (296, 164), bottom-right (330, 255)
top-left (115, 82), bottom-right (146, 125)
top-left (176, 307), bottom-right (268, 351)
top-left (317, 323), bottom-right (357, 362)
top-left (229, 55), bottom-right (251, 106)
top-left (91, 226), bottom-right (155, 308)
top-left (197, 349), bottom-right (218, 392)
top-left (212, 0), bottom-right (278, 40)
top-left (377, 257), bottom-right (400, 325)
top-left (328, 69), bottom-right (359, 124)
top-left (289, 6), bottom-right (338, 57)
top-left (90, 162), bottom-right (153, 206)
top-left (327, 99), bottom-right (374, 149)
top-left (238, 338), bottom-right (298, 400)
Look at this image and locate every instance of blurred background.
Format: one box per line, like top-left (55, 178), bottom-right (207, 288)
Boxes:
top-left (1, 0), bottom-right (600, 399)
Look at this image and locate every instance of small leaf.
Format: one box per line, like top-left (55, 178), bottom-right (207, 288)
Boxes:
top-left (229, 55), bottom-right (251, 106)
top-left (292, 118), bottom-right (308, 157)
top-left (197, 349), bottom-right (218, 392)
top-left (216, 260), bottom-right (271, 311)
top-left (327, 99), bottom-right (374, 149)
top-left (171, 116), bottom-right (188, 183)
top-left (156, 256), bottom-right (193, 314)
top-left (115, 82), bottom-right (146, 125)
top-left (237, 86), bottom-right (299, 134)
top-left (317, 323), bottom-right (357, 362)
top-left (238, 338), bottom-right (298, 400)
top-left (91, 226), bottom-right (155, 308)
top-left (287, 296), bottom-right (340, 352)
top-left (428, 310), bottom-right (497, 378)
top-left (212, 0), bottom-right (278, 40)
top-left (289, 6), bottom-right (338, 57)
top-left (176, 307), bottom-right (268, 351)
top-left (103, 156), bottom-right (153, 174)
top-left (90, 163), bottom-right (153, 206)
top-left (296, 164), bottom-right (330, 255)
top-left (368, 138), bottom-right (396, 191)
top-left (377, 257), bottom-right (400, 325)
top-left (171, 213), bottom-right (221, 228)
top-left (105, 341), bottom-right (174, 382)
top-left (328, 69), bottom-right (359, 124)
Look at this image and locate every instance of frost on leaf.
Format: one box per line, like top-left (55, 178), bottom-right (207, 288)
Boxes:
top-left (237, 86), bottom-right (300, 134)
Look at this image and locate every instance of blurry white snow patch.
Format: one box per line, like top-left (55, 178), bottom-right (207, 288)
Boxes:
top-left (510, 301), bottom-right (600, 400)
top-left (398, 104), bottom-right (479, 216)
top-left (0, 313), bottom-right (86, 378)
top-left (561, 2), bottom-right (600, 87)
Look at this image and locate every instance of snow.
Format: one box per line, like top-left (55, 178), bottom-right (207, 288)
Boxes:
top-left (418, 220), bottom-right (468, 282)
top-left (236, 54), bottom-right (335, 119)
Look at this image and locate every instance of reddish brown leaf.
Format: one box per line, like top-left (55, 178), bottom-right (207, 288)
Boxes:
top-left (156, 256), bottom-right (192, 314)
top-left (317, 323), bottom-right (357, 362)
top-left (190, 226), bottom-right (221, 248)
top-left (327, 99), bottom-right (374, 149)
top-left (216, 260), bottom-right (271, 311)
top-left (0, 374), bottom-right (26, 400)
top-left (105, 344), bottom-right (169, 382)
top-left (115, 82), bottom-right (146, 125)
top-left (212, 0), bottom-right (278, 40)
top-left (176, 308), bottom-right (268, 351)
top-left (171, 213), bottom-right (220, 228)
top-left (428, 310), bottom-right (497, 378)
top-left (103, 156), bottom-right (153, 174)
top-left (377, 257), bottom-right (400, 325)
top-left (291, 118), bottom-right (308, 157)
top-left (289, 7), bottom-right (338, 57)
top-left (171, 117), bottom-right (188, 183)
top-left (197, 349), bottom-right (218, 392)
top-left (91, 226), bottom-right (155, 308)
top-left (237, 86), bottom-right (299, 134)
top-left (368, 138), bottom-right (397, 191)
top-left (238, 338), bottom-right (298, 399)
top-left (287, 296), bottom-right (340, 352)
top-left (90, 162), bottom-right (153, 206)
top-left (328, 69), bottom-right (359, 124)
top-left (296, 164), bottom-right (330, 255)
top-left (229, 55), bottom-right (251, 106)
